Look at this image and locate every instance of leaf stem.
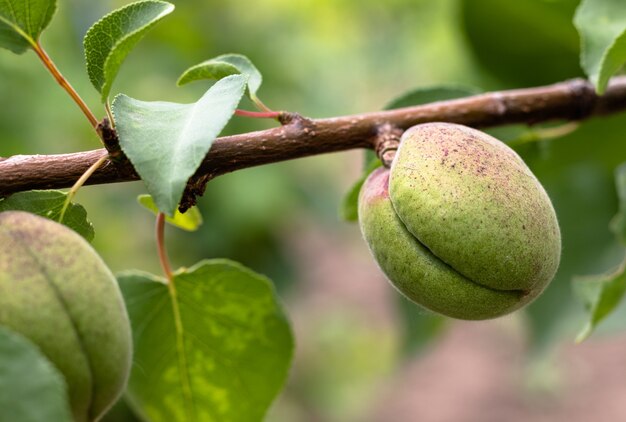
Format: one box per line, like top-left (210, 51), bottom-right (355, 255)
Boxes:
top-left (155, 212), bottom-right (195, 418)
top-left (105, 101), bottom-right (116, 129)
top-left (251, 94), bottom-right (273, 113)
top-left (58, 153), bottom-right (109, 223)
top-left (156, 213), bottom-right (173, 281)
top-left (33, 42), bottom-right (99, 129)
top-left (234, 109), bottom-right (282, 120)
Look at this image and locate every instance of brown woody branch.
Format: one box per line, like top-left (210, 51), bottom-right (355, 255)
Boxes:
top-left (1, 77), bottom-right (626, 198)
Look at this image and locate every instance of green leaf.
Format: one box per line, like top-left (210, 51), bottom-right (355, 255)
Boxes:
top-left (84, 0), bottom-right (175, 102)
top-left (118, 259), bottom-right (294, 422)
top-left (575, 256), bottom-right (626, 342)
top-left (0, 326), bottom-right (72, 422)
top-left (178, 54), bottom-right (263, 101)
top-left (575, 0), bottom-right (626, 93)
top-left (0, 190), bottom-right (94, 241)
top-left (137, 194), bottom-right (202, 232)
top-left (609, 162), bottom-right (626, 243)
top-left (112, 75), bottom-right (246, 216)
top-left (0, 0), bottom-right (57, 53)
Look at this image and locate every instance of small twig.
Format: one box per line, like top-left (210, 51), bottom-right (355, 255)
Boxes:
top-left (58, 153), bottom-right (109, 223)
top-left (33, 42), bottom-right (99, 129)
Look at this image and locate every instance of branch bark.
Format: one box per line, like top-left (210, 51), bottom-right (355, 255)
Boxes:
top-left (1, 76), bottom-right (626, 197)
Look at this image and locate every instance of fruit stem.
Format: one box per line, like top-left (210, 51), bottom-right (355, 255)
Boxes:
top-left (58, 153), bottom-right (109, 223)
top-left (33, 42), bottom-right (99, 129)
top-left (374, 123), bottom-right (403, 168)
top-left (156, 213), bottom-right (173, 281)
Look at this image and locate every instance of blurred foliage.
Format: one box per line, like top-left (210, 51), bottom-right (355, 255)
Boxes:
top-left (460, 0), bottom-right (582, 88)
top-left (519, 113), bottom-right (626, 352)
top-left (573, 163), bottom-right (626, 342)
top-left (1, 0), bottom-right (626, 420)
top-left (275, 311), bottom-right (397, 422)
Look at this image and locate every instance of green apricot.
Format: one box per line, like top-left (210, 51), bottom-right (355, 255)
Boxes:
top-left (359, 123), bottom-right (561, 320)
top-left (0, 211), bottom-right (132, 421)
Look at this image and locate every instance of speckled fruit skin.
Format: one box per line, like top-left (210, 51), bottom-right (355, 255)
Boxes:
top-left (0, 211), bottom-right (132, 421)
top-left (359, 123), bottom-right (561, 320)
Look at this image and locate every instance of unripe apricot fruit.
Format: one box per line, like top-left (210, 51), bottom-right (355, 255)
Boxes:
top-left (0, 211), bottom-right (132, 421)
top-left (359, 123), bottom-right (561, 320)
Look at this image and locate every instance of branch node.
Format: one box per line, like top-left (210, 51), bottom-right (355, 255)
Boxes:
top-left (279, 112), bottom-right (313, 128)
top-left (374, 123), bottom-right (403, 168)
top-left (567, 78), bottom-right (597, 120)
top-left (95, 118), bottom-right (140, 182)
top-left (96, 118), bottom-right (124, 162)
top-left (179, 173), bottom-right (213, 214)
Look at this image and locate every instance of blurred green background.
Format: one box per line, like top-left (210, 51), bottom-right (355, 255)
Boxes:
top-left (2, 0), bottom-right (626, 421)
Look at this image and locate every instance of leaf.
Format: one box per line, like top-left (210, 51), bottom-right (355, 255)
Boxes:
top-left (84, 0), bottom-right (175, 102)
top-left (575, 0), bottom-right (626, 93)
top-left (0, 0), bottom-right (57, 53)
top-left (0, 190), bottom-right (94, 241)
top-left (609, 162), bottom-right (626, 243)
top-left (118, 259), bottom-right (294, 422)
top-left (112, 74), bottom-right (246, 216)
top-left (178, 54), bottom-right (263, 101)
top-left (0, 326), bottom-right (72, 422)
top-left (137, 194), bottom-right (202, 232)
top-left (575, 256), bottom-right (626, 342)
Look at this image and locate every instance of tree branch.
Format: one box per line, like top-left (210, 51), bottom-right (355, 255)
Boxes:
top-left (1, 77), bottom-right (626, 197)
